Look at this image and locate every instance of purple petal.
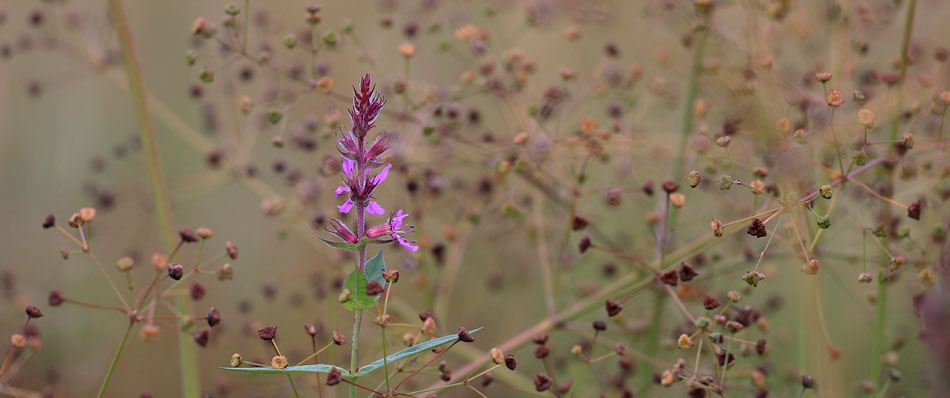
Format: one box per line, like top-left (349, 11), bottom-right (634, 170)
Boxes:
top-left (337, 199), bottom-right (354, 214)
top-left (371, 164), bottom-right (393, 186)
top-left (396, 235), bottom-right (418, 252)
top-left (391, 209), bottom-right (409, 229)
top-left (342, 158), bottom-right (356, 179)
top-left (365, 201), bottom-right (385, 215)
top-left (334, 186), bottom-right (350, 196)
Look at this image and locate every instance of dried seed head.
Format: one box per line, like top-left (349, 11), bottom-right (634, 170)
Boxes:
top-left (505, 352), bottom-right (518, 370)
top-left (679, 263), bottom-right (699, 282)
top-left (747, 218), bottom-right (767, 238)
top-left (711, 218), bottom-right (723, 237)
top-left (139, 325), bottom-right (160, 342)
top-left (669, 193), bottom-right (686, 208)
top-left (578, 235), bottom-right (592, 253)
top-left (217, 263), bottom-right (234, 281)
top-left (25, 305), bottom-right (43, 318)
top-left (534, 373), bottom-right (553, 392)
top-left (196, 227), bottom-right (214, 239)
top-left (226, 241), bottom-right (238, 259)
top-left (457, 327), bottom-right (475, 342)
top-left (421, 317), bottom-right (437, 335)
top-left (42, 213), bottom-right (55, 229)
top-left (801, 374), bottom-right (816, 389)
top-left (382, 269), bottom-right (400, 283)
top-left (327, 368), bottom-right (342, 385)
top-left (258, 325), bottom-right (277, 341)
top-left (207, 307), bottom-right (221, 327)
top-left (678, 334), bottom-right (693, 349)
top-left (178, 227), bottom-right (199, 243)
top-left (167, 263), bottom-right (184, 280)
top-left (332, 330), bottom-right (346, 345)
top-left (719, 175), bottom-right (734, 190)
top-left (858, 109), bottom-right (876, 129)
top-left (534, 345), bottom-right (550, 358)
top-left (658, 269), bottom-right (679, 286)
top-left (151, 253), bottom-right (168, 271)
top-left (48, 289), bottom-right (64, 306)
top-left (727, 291), bottom-right (742, 303)
top-left (662, 180), bottom-right (680, 194)
top-left (230, 353), bottom-right (242, 367)
top-left (10, 334), bottom-right (26, 349)
top-left (194, 328), bottom-right (210, 347)
top-left (79, 207), bottom-right (96, 223)
top-left (907, 200), bottom-right (921, 220)
top-left (490, 348), bottom-right (506, 364)
top-left (271, 355), bottom-right (288, 369)
top-left (704, 295), bottom-right (721, 310)
top-left (605, 299), bottom-right (623, 317)
top-left (365, 281), bottom-right (384, 296)
top-left (826, 90), bottom-right (844, 107)
top-left (801, 259), bottom-right (820, 275)
top-left (592, 320), bottom-right (607, 331)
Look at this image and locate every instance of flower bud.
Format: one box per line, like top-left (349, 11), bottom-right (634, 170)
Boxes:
top-left (858, 272), bottom-right (873, 283)
top-left (116, 256), bottom-right (134, 271)
top-left (815, 72), bottom-right (832, 82)
top-left (727, 291), bottom-right (742, 303)
top-left (25, 305), bottom-right (43, 318)
top-left (327, 368), bottom-right (342, 385)
top-left (139, 324), bottom-right (160, 342)
top-left (817, 215), bottom-right (831, 229)
top-left (230, 353), bottom-right (243, 367)
top-left (207, 307), bottom-right (221, 327)
top-left (716, 136), bottom-right (731, 148)
top-left (688, 170), bottom-right (701, 188)
top-left (271, 355), bottom-right (288, 369)
top-left (282, 34), bottom-right (296, 49)
top-left (695, 317), bottom-right (710, 330)
top-left (42, 213), bottom-right (55, 229)
top-left (801, 259), bottom-right (820, 275)
top-left (902, 133), bottom-right (914, 149)
top-left (382, 270), bottom-right (400, 283)
top-left (167, 263), bottom-right (184, 280)
top-left (711, 218), bottom-right (723, 237)
top-left (225, 241), bottom-right (238, 260)
top-left (889, 256), bottom-right (905, 271)
top-left (323, 31), bottom-right (338, 47)
top-left (217, 263), bottom-right (234, 281)
top-left (151, 253), bottom-right (168, 271)
top-left (719, 175), bottom-right (733, 190)
top-left (398, 42), bottom-right (416, 58)
top-left (605, 299), bottom-right (623, 317)
top-left (793, 129), bottom-right (807, 144)
top-left (505, 353), bottom-right (517, 370)
top-left (819, 184), bottom-right (833, 199)
top-left (49, 289), bottom-right (64, 306)
top-left (421, 317), bottom-right (437, 335)
top-left (79, 207), bottom-right (96, 223)
top-left (316, 76), bottom-right (334, 94)
top-left (826, 89), bottom-right (844, 107)
top-left (196, 227), bottom-right (213, 239)
top-left (669, 193), bottom-right (686, 208)
top-left (258, 325), bottom-right (277, 341)
top-left (10, 334), bottom-right (26, 349)
top-left (338, 288), bottom-right (352, 303)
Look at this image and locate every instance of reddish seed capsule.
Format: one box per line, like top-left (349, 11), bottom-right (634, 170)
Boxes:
top-left (304, 323), bottom-right (319, 336)
top-left (907, 200), bottom-right (921, 220)
top-left (48, 290), bottom-right (64, 306)
top-left (190, 282), bottom-right (206, 301)
top-left (207, 307), bottom-right (221, 327)
top-left (42, 213), bottom-right (55, 229)
top-left (571, 215), bottom-right (589, 231)
top-left (25, 305), bottom-right (43, 318)
top-left (592, 320), bottom-right (607, 331)
top-left (534, 373), bottom-right (553, 392)
top-left (258, 325), bottom-right (277, 341)
top-left (226, 241), bottom-right (239, 259)
top-left (193, 328), bottom-right (210, 347)
top-left (504, 353), bottom-right (517, 370)
top-left (578, 235), bottom-right (592, 253)
top-left (457, 327), bottom-right (475, 342)
top-left (534, 345), bottom-right (550, 358)
top-left (678, 263), bottom-right (699, 282)
top-left (605, 299), bottom-right (623, 317)
top-left (178, 227), bottom-right (199, 243)
top-left (703, 296), bottom-right (720, 310)
top-left (366, 281), bottom-right (384, 296)
top-left (658, 269), bottom-right (679, 286)
top-left (327, 368), bottom-right (342, 386)
top-left (332, 330), bottom-right (346, 345)
top-left (531, 333), bottom-right (549, 345)
top-left (747, 218), bottom-right (767, 238)
top-left (167, 263), bottom-right (184, 280)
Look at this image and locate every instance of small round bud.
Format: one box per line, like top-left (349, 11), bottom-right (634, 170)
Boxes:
top-left (178, 227), bottom-right (199, 243)
top-left (230, 353), bottom-right (243, 367)
top-left (719, 175), bottom-right (733, 190)
top-left (817, 215), bottom-right (831, 229)
top-left (42, 213), bottom-right (55, 229)
top-left (271, 355), bottom-right (288, 369)
top-left (226, 241), bottom-right (238, 259)
top-left (196, 227), bottom-right (213, 239)
top-left (901, 133), bottom-right (914, 149)
top-left (48, 289), bottom-right (64, 306)
top-left (858, 272), bottom-right (873, 283)
top-left (268, 110), bottom-right (283, 124)
top-left (570, 345), bottom-right (583, 355)
top-left (139, 325), bottom-right (160, 342)
top-left (716, 136), bottom-right (732, 148)
top-left (605, 299), bottom-right (623, 317)
top-left (661, 370), bottom-right (675, 387)
top-left (815, 72), bottom-right (832, 82)
top-left (801, 259), bottom-right (820, 275)
top-left (327, 368), bottom-right (342, 385)
top-left (457, 327), bottom-right (475, 342)
top-left (727, 291), bottom-right (742, 303)
top-left (504, 353), bottom-right (517, 370)
top-left (366, 281), bottom-right (384, 296)
top-left (592, 320), bottom-right (607, 331)
top-left (801, 374), bottom-right (816, 389)
top-left (669, 193), bottom-right (686, 208)
top-left (207, 307), bottom-right (221, 327)
top-left (217, 263), bottom-right (234, 281)
top-left (711, 218), bottom-right (723, 237)
top-left (282, 34), bottom-right (297, 49)
top-left (323, 31), bottom-right (338, 47)
top-left (398, 42), bottom-right (416, 58)
top-left (819, 184), bottom-right (833, 199)
top-left (421, 317), bottom-right (437, 335)
top-left (382, 269), bottom-right (400, 283)
top-left (116, 256), bottom-right (134, 271)
top-left (199, 68), bottom-right (214, 83)
top-left (695, 317), bottom-right (710, 330)
top-left (794, 129), bottom-right (808, 144)
top-left (151, 253), bottom-right (168, 271)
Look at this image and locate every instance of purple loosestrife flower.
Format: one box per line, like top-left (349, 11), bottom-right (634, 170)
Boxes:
top-left (323, 73), bottom-right (416, 253)
top-left (367, 210), bottom-right (418, 252)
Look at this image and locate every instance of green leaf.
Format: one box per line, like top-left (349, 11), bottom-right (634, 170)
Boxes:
top-left (220, 364), bottom-right (349, 376)
top-left (352, 327), bottom-right (482, 377)
top-left (364, 250), bottom-right (387, 291)
top-left (320, 238), bottom-right (364, 251)
top-left (219, 328), bottom-right (482, 379)
top-left (342, 267), bottom-right (373, 311)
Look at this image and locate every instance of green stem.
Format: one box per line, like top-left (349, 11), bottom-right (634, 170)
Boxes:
top-left (97, 321), bottom-right (134, 398)
top-left (870, 277), bottom-right (887, 383)
top-left (671, 21), bottom-right (709, 179)
top-left (350, 309), bottom-right (362, 398)
top-left (381, 326), bottom-right (391, 393)
top-left (107, 1), bottom-right (199, 396)
top-left (888, 0), bottom-right (917, 143)
top-left (286, 375), bottom-right (300, 398)
top-left (638, 295), bottom-right (667, 391)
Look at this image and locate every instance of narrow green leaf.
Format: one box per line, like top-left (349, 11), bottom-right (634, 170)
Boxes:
top-left (320, 238), bottom-right (364, 251)
top-left (353, 327), bottom-right (482, 377)
top-left (218, 328), bottom-right (482, 379)
top-left (342, 267), bottom-right (373, 311)
top-left (220, 364), bottom-right (349, 375)
top-left (364, 250), bottom-right (387, 292)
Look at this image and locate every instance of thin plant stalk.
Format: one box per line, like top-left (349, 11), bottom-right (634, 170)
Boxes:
top-left (96, 320), bottom-right (134, 398)
top-left (107, 0), bottom-right (200, 396)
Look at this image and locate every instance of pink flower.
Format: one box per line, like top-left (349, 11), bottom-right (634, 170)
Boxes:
top-left (366, 210), bottom-right (417, 252)
top-left (326, 218), bottom-right (358, 244)
top-left (334, 159), bottom-right (389, 215)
